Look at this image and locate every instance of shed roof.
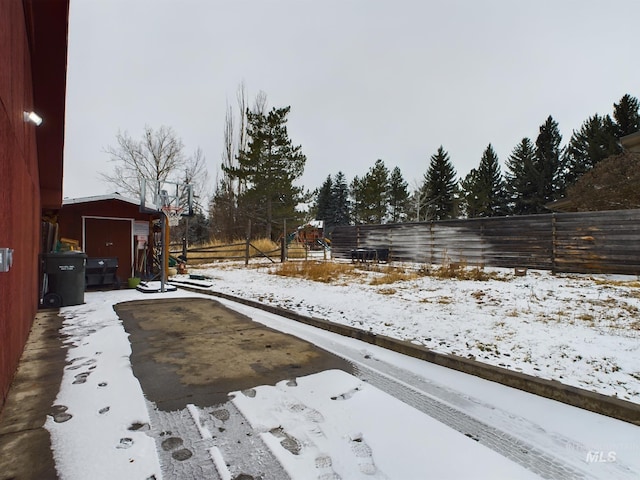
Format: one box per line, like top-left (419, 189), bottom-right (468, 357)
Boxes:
top-left (62, 193), bottom-right (143, 207)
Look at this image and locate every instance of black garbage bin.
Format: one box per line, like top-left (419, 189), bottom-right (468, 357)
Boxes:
top-left (42, 252), bottom-right (87, 307)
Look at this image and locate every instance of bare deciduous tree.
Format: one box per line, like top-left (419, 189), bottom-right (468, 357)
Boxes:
top-left (252, 89), bottom-right (268, 116)
top-left (101, 125), bottom-right (186, 198)
top-left (181, 147), bottom-right (209, 211)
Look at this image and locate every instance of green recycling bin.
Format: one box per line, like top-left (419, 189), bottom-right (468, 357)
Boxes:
top-left (42, 252), bottom-right (87, 307)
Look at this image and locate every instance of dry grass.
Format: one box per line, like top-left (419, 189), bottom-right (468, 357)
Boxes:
top-left (377, 287), bottom-right (398, 295)
top-left (286, 242), bottom-right (308, 259)
top-left (593, 278), bottom-right (640, 288)
top-left (433, 260), bottom-right (503, 281)
top-left (369, 266), bottom-right (420, 285)
top-left (272, 261), bottom-right (358, 283)
top-left (577, 313), bottom-right (595, 323)
top-left (268, 257), bottom-right (507, 287)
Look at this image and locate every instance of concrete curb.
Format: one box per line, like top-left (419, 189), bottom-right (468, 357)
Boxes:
top-left (172, 281), bottom-right (640, 426)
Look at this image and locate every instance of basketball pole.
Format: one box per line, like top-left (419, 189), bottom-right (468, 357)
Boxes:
top-left (160, 212), bottom-right (166, 293)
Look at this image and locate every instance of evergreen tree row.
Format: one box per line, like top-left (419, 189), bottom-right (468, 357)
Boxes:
top-left (461, 94), bottom-right (639, 217)
top-left (313, 160), bottom-right (411, 228)
top-left (313, 93), bottom-right (639, 226)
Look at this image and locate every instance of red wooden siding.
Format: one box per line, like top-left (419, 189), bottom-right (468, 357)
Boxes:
top-left (0, 0), bottom-right (69, 411)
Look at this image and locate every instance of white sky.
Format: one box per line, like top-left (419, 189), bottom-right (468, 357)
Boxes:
top-left (63, 0), bottom-right (640, 201)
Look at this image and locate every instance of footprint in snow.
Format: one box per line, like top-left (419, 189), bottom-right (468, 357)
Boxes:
top-left (128, 422), bottom-right (150, 431)
top-left (315, 455), bottom-right (341, 480)
top-left (160, 436), bottom-right (194, 462)
top-left (269, 427), bottom-right (302, 456)
top-left (161, 437), bottom-right (184, 451)
top-left (349, 434), bottom-right (377, 475)
top-left (66, 358), bottom-right (96, 371)
top-left (331, 386), bottom-right (363, 401)
top-left (241, 388), bottom-right (257, 398)
top-left (116, 437), bottom-right (133, 449)
top-left (286, 402), bottom-right (324, 423)
top-left (211, 408), bottom-right (230, 422)
top-left (72, 371), bottom-right (92, 384)
top-left (171, 449), bottom-right (193, 461)
top-left (50, 404), bottom-right (73, 423)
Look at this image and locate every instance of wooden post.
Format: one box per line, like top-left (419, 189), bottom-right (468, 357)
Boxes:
top-left (160, 214), bottom-right (168, 292)
top-left (282, 218), bottom-right (287, 262)
top-left (551, 213), bottom-right (557, 274)
top-left (245, 219), bottom-right (251, 266)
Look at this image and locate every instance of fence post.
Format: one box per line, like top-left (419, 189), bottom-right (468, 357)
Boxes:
top-left (551, 213), bottom-right (557, 274)
top-left (280, 238), bottom-right (286, 263)
top-left (282, 218), bottom-right (287, 262)
top-left (245, 219), bottom-right (251, 266)
top-left (430, 221), bottom-right (434, 266)
top-left (480, 221), bottom-right (485, 267)
top-left (182, 237), bottom-right (187, 261)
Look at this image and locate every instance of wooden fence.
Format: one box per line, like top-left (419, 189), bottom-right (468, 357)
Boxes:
top-left (169, 240), bottom-right (280, 264)
top-left (331, 209), bottom-right (640, 275)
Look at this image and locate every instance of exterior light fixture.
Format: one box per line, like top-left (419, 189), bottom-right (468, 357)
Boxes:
top-left (23, 111), bottom-right (43, 126)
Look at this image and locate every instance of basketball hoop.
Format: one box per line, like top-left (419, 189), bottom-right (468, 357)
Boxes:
top-left (161, 206), bottom-right (184, 227)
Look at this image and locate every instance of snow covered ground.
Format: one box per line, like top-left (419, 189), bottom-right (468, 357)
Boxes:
top-left (45, 287), bottom-right (542, 479)
top-left (185, 261), bottom-right (640, 404)
top-left (43, 264), bottom-right (640, 479)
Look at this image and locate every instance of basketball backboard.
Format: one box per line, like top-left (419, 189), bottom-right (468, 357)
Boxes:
top-left (140, 179), bottom-right (194, 217)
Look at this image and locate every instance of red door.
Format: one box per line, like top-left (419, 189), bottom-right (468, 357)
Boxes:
top-left (84, 218), bottom-right (132, 281)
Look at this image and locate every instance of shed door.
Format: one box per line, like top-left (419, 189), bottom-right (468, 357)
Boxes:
top-left (84, 218), bottom-right (132, 280)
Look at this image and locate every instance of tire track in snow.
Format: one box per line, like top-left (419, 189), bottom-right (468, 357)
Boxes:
top-left (348, 361), bottom-right (590, 480)
top-left (146, 400), bottom-right (290, 480)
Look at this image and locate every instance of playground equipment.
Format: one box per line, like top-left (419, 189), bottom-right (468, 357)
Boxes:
top-left (287, 221), bottom-right (331, 251)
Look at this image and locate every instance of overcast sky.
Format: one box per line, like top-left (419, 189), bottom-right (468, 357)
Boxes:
top-left (63, 0), bottom-right (640, 202)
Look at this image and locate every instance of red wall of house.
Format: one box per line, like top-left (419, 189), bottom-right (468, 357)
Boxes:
top-left (0, 0), bottom-right (43, 408)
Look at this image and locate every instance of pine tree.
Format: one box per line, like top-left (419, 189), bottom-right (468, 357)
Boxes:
top-left (360, 159), bottom-right (390, 224)
top-left (350, 176), bottom-right (365, 224)
top-left (224, 106), bottom-right (306, 239)
top-left (561, 114), bottom-right (619, 188)
top-left (331, 171), bottom-right (351, 226)
top-left (535, 116), bottom-right (563, 206)
top-left (208, 178), bottom-right (237, 240)
top-left (505, 138), bottom-right (538, 215)
top-left (612, 94), bottom-right (640, 139)
top-left (420, 146), bottom-right (458, 220)
top-left (474, 144), bottom-right (506, 217)
top-left (459, 168), bottom-right (482, 218)
top-left (387, 166), bottom-right (409, 223)
top-left (314, 175), bottom-right (334, 224)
